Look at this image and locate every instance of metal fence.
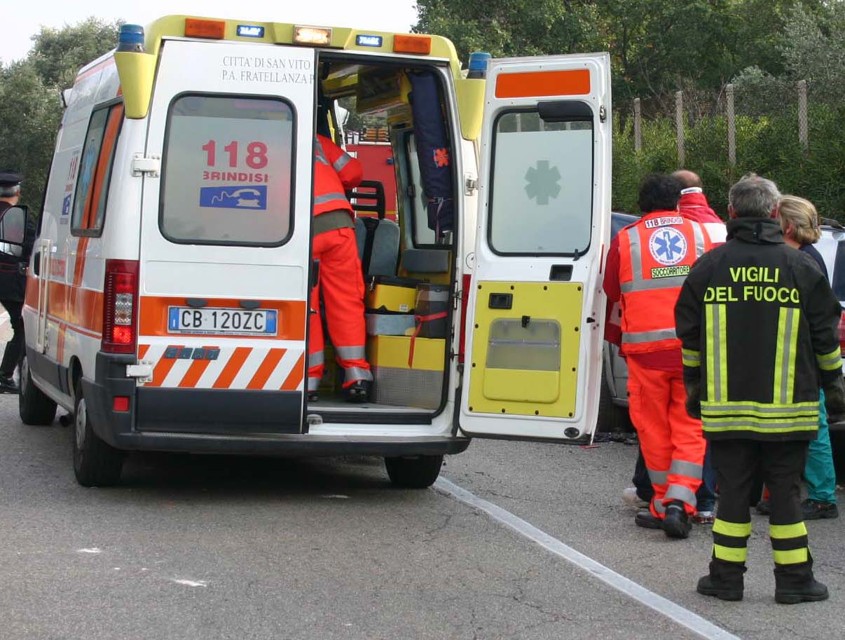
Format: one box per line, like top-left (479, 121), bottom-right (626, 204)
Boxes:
top-left (627, 80), bottom-right (812, 165)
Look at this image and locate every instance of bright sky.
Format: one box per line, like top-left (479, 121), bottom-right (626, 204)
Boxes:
top-left (1, 0), bottom-right (419, 63)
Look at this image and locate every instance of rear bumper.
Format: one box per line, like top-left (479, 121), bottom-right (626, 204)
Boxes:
top-left (84, 352), bottom-right (470, 457)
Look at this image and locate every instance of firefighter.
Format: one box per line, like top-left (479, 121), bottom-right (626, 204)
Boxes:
top-left (676, 173), bottom-right (845, 604)
top-left (604, 174), bottom-right (716, 538)
top-left (308, 134), bottom-right (372, 402)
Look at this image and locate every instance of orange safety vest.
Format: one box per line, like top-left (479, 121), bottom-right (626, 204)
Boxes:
top-left (618, 210), bottom-right (713, 355)
top-left (313, 134), bottom-right (362, 217)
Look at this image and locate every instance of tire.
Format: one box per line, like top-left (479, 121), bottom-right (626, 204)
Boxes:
top-left (19, 352), bottom-right (57, 426)
top-left (596, 373), bottom-right (630, 433)
top-left (385, 454), bottom-right (443, 489)
top-left (72, 381), bottom-right (124, 487)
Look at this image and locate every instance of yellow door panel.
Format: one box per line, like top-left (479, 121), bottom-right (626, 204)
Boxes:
top-left (468, 281), bottom-right (582, 417)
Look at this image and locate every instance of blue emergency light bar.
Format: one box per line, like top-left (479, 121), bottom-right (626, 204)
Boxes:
top-left (237, 24), bottom-right (265, 38)
top-left (356, 34), bottom-right (383, 47)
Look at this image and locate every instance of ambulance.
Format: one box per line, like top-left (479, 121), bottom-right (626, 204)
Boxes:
top-left (18, 15), bottom-right (613, 487)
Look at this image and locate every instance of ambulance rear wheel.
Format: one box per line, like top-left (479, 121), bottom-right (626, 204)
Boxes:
top-left (19, 353), bottom-right (57, 426)
top-left (385, 454), bottom-right (443, 489)
top-left (72, 381), bottom-right (124, 487)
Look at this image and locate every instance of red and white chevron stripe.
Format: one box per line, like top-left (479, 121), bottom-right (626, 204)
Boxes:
top-left (138, 344), bottom-right (305, 390)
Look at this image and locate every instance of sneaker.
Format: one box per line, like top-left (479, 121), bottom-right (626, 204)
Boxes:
top-left (697, 574), bottom-right (743, 601)
top-left (693, 510), bottom-right (716, 525)
top-left (755, 500), bottom-right (771, 516)
top-left (0, 375), bottom-right (18, 394)
top-left (775, 578), bottom-right (829, 604)
top-left (663, 501), bottom-right (692, 539)
top-left (634, 509), bottom-right (663, 530)
top-left (802, 499), bottom-right (839, 520)
top-left (623, 487), bottom-right (649, 508)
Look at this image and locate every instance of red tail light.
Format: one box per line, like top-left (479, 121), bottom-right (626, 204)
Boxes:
top-left (839, 310), bottom-right (845, 356)
top-left (458, 274), bottom-right (472, 363)
top-left (102, 259), bottom-right (139, 354)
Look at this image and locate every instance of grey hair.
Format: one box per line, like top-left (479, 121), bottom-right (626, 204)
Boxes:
top-left (0, 184), bottom-right (20, 199)
top-left (728, 173), bottom-right (780, 218)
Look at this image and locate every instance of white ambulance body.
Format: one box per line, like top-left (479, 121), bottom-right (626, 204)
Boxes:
top-left (22, 16), bottom-right (612, 487)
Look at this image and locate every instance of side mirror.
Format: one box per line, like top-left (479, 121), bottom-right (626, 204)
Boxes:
top-left (0, 205), bottom-right (29, 257)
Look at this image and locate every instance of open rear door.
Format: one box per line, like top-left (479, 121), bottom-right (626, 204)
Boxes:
top-left (459, 53), bottom-right (612, 442)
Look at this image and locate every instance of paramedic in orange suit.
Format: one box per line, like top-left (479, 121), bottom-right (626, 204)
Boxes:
top-left (603, 173), bottom-right (715, 539)
top-left (308, 134), bottom-right (372, 402)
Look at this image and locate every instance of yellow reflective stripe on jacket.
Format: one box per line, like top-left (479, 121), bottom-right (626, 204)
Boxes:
top-left (773, 548), bottom-right (809, 565)
top-left (714, 544), bottom-right (748, 563)
top-left (705, 304), bottom-right (727, 402)
top-left (702, 418), bottom-right (818, 433)
top-left (682, 348), bottom-right (700, 367)
top-left (773, 307), bottom-right (800, 404)
top-left (713, 519), bottom-right (752, 538)
top-left (816, 348), bottom-right (842, 372)
top-left (769, 522), bottom-right (808, 539)
top-left (701, 400), bottom-right (818, 418)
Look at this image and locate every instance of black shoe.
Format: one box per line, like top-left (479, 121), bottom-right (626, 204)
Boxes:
top-left (802, 499), bottom-right (839, 520)
top-left (697, 575), bottom-right (743, 601)
top-left (0, 375), bottom-right (18, 394)
top-left (756, 500), bottom-right (771, 516)
top-left (635, 509), bottom-right (663, 530)
top-left (308, 391), bottom-right (319, 402)
top-left (663, 501), bottom-right (692, 539)
top-left (345, 380), bottom-right (370, 403)
top-left (775, 578), bottom-right (829, 604)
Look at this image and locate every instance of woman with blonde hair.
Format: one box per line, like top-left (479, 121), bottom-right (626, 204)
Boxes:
top-left (766, 195), bottom-right (839, 520)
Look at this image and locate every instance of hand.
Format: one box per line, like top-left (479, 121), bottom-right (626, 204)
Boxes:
top-left (684, 378), bottom-right (702, 419)
top-left (823, 377), bottom-right (845, 419)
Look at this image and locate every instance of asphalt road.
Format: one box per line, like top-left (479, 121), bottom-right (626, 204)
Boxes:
top-left (2, 362), bottom-right (843, 638)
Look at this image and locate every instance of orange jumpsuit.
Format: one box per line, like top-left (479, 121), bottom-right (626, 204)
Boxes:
top-left (604, 210), bottom-right (714, 517)
top-left (308, 135), bottom-right (372, 392)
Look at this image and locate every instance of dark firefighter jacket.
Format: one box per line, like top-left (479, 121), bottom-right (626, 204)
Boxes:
top-left (675, 217), bottom-right (842, 441)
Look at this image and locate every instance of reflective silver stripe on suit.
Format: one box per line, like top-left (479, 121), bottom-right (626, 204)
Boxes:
top-left (669, 459), bottom-right (703, 480)
top-left (343, 367), bottom-right (373, 382)
top-left (307, 377), bottom-right (321, 391)
top-left (314, 192), bottom-right (348, 205)
top-left (665, 484), bottom-right (697, 508)
top-left (333, 154), bottom-right (351, 172)
top-left (335, 345), bottom-right (367, 360)
top-left (309, 351), bottom-right (324, 367)
top-left (647, 468), bottom-right (668, 486)
top-left (622, 328), bottom-right (677, 344)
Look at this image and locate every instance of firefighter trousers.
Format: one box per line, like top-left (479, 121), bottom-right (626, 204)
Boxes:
top-left (708, 439), bottom-right (815, 589)
top-left (627, 358), bottom-right (706, 517)
top-left (308, 227), bottom-right (372, 391)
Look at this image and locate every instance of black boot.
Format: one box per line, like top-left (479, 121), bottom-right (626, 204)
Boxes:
top-left (775, 558), bottom-right (829, 604)
top-left (345, 380), bottom-right (370, 403)
top-left (697, 559), bottom-right (745, 601)
top-left (635, 509), bottom-right (663, 530)
top-left (697, 575), bottom-right (743, 601)
top-left (775, 578), bottom-right (829, 604)
top-left (663, 501), bottom-right (692, 539)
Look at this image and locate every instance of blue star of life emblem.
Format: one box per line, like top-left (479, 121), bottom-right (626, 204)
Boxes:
top-left (649, 227), bottom-right (688, 266)
top-left (524, 160), bottom-right (561, 205)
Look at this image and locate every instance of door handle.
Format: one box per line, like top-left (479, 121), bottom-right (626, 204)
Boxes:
top-left (33, 252), bottom-right (40, 276)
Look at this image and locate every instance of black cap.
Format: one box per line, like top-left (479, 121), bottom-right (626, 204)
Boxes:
top-left (0, 170), bottom-right (22, 188)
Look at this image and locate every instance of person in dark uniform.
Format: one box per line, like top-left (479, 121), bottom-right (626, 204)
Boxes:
top-left (676, 173), bottom-right (845, 604)
top-left (0, 170), bottom-right (35, 393)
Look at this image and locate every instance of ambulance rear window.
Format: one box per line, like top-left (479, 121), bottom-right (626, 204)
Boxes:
top-left (488, 110), bottom-right (593, 255)
top-left (160, 94), bottom-right (294, 246)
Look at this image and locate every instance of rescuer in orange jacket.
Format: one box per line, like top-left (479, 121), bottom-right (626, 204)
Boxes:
top-left (604, 173), bottom-right (716, 538)
top-left (308, 134), bottom-right (372, 402)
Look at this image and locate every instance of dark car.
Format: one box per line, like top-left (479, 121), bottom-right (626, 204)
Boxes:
top-left (597, 212), bottom-right (638, 432)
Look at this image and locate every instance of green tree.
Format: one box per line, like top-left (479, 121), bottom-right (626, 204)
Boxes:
top-left (29, 18), bottom-right (123, 89)
top-left (0, 18), bottom-right (120, 214)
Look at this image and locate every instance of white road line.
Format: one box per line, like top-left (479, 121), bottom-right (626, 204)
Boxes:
top-left (435, 477), bottom-right (740, 640)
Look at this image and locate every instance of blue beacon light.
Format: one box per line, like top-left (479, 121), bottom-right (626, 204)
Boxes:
top-left (117, 24), bottom-right (145, 53)
top-left (467, 51), bottom-right (491, 79)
